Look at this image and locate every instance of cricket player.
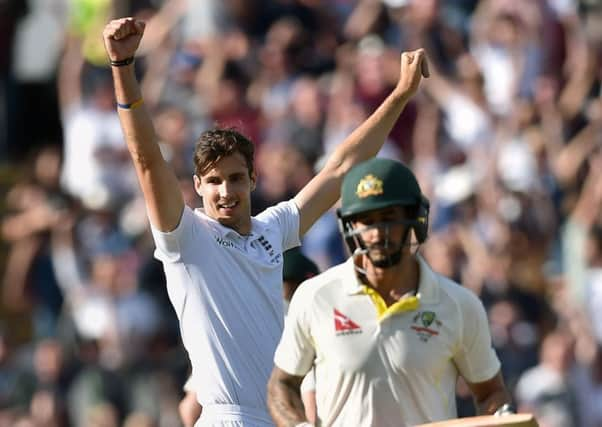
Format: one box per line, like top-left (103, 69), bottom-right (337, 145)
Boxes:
top-left (178, 248), bottom-right (320, 427)
top-left (267, 158), bottom-right (512, 426)
top-left (102, 17), bottom-right (428, 427)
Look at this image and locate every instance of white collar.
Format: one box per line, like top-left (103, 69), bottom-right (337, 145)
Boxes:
top-left (195, 208), bottom-right (267, 241)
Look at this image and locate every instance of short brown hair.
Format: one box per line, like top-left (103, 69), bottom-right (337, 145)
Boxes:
top-left (193, 128), bottom-right (255, 177)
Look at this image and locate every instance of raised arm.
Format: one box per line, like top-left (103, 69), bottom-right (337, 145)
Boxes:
top-left (103, 18), bottom-right (184, 231)
top-left (294, 49), bottom-right (428, 236)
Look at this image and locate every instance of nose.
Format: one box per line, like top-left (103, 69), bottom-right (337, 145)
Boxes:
top-left (374, 224), bottom-right (388, 241)
top-left (219, 181), bottom-right (233, 198)
top-left (364, 224), bottom-right (386, 244)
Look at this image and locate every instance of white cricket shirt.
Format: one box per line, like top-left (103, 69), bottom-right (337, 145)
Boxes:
top-left (152, 200), bottom-right (300, 421)
top-left (274, 255), bottom-right (500, 426)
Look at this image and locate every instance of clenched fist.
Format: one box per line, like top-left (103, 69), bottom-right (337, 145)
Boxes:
top-left (395, 48), bottom-right (429, 97)
top-left (103, 17), bottom-right (146, 62)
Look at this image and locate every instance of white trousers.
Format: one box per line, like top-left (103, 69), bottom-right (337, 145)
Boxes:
top-left (195, 404), bottom-right (275, 427)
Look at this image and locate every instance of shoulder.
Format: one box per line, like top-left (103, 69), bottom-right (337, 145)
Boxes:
top-left (182, 206), bottom-right (213, 232)
top-left (154, 206), bottom-right (215, 240)
top-left (191, 207), bottom-right (212, 224)
top-left (433, 275), bottom-right (491, 338)
top-left (435, 271), bottom-right (485, 312)
top-left (417, 255), bottom-right (483, 310)
top-left (253, 200), bottom-right (301, 250)
top-left (255, 199), bottom-right (299, 224)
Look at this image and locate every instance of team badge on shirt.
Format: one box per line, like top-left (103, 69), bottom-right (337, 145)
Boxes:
top-left (411, 311), bottom-right (442, 342)
top-left (334, 309), bottom-right (362, 336)
top-left (257, 235), bottom-right (281, 264)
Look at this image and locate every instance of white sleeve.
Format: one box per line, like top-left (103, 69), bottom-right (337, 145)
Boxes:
top-left (150, 206), bottom-right (200, 264)
top-left (453, 290), bottom-right (501, 384)
top-left (274, 283), bottom-right (315, 376)
top-left (183, 375), bottom-right (195, 392)
top-left (300, 367), bottom-right (316, 394)
top-left (149, 207), bottom-right (208, 317)
top-left (256, 200), bottom-right (301, 251)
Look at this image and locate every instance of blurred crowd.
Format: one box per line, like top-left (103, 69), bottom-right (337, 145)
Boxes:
top-left (1, 0), bottom-right (602, 426)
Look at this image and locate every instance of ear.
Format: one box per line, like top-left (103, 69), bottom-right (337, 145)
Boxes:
top-left (193, 174), bottom-right (203, 198)
top-left (250, 171), bottom-right (257, 191)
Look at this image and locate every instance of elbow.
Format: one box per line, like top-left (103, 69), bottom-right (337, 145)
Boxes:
top-left (322, 154), bottom-right (351, 181)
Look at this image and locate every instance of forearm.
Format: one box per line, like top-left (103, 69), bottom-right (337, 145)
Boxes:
top-left (474, 389), bottom-right (512, 415)
top-left (326, 88), bottom-right (411, 174)
top-left (294, 49), bottom-right (426, 235)
top-left (2, 237), bottom-right (42, 311)
top-left (1, 209), bottom-right (54, 241)
top-left (468, 371), bottom-right (512, 416)
top-left (553, 124), bottom-right (597, 185)
top-left (58, 36), bottom-right (84, 110)
top-left (294, 87), bottom-right (412, 234)
top-left (103, 18), bottom-right (184, 230)
top-left (111, 61), bottom-right (184, 229)
top-left (343, 0), bottom-right (383, 40)
top-left (112, 64), bottom-right (162, 165)
top-left (267, 377), bottom-right (307, 427)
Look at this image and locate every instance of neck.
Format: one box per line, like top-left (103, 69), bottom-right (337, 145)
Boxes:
top-left (359, 253), bottom-right (420, 305)
top-left (233, 221), bottom-right (252, 236)
top-left (217, 217), bottom-right (252, 236)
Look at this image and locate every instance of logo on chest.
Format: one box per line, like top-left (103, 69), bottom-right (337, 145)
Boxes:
top-left (411, 311), bottom-right (442, 342)
top-left (257, 235), bottom-right (281, 264)
top-left (215, 234), bottom-right (280, 264)
top-left (333, 309), bottom-right (362, 336)
top-left (257, 235), bottom-right (274, 256)
top-left (215, 236), bottom-right (240, 250)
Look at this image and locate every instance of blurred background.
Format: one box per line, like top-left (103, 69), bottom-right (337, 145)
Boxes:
top-left (1, 0), bottom-right (602, 426)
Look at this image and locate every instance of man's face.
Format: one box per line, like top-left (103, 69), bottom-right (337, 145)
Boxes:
top-left (194, 152), bottom-right (256, 234)
top-left (350, 206), bottom-right (410, 263)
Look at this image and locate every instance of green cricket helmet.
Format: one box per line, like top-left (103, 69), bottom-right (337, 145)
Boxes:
top-left (337, 157), bottom-right (430, 245)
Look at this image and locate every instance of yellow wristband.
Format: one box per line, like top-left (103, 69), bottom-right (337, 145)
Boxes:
top-left (117, 98), bottom-right (144, 110)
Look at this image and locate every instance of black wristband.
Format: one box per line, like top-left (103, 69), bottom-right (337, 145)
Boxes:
top-left (110, 57), bottom-right (135, 67)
